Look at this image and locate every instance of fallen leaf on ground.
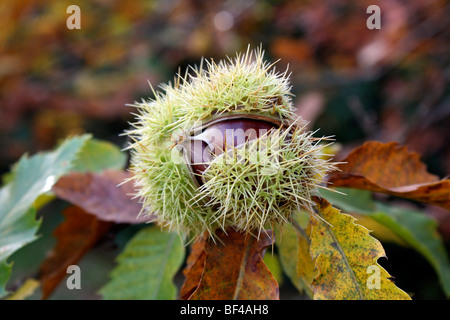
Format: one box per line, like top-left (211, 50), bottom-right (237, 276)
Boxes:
top-left (52, 170), bottom-right (150, 224)
top-left (39, 206), bottom-right (111, 299)
top-left (310, 197), bottom-right (411, 300)
top-left (99, 226), bottom-right (184, 300)
top-left (186, 229), bottom-right (279, 300)
top-left (179, 236), bottom-right (207, 300)
top-left (327, 141), bottom-right (450, 209)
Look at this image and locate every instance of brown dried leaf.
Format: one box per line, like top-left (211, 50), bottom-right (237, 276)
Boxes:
top-left (39, 206), bottom-right (111, 299)
top-left (179, 236), bottom-right (207, 300)
top-left (52, 170), bottom-right (149, 224)
top-left (327, 141), bottom-right (450, 209)
top-left (187, 229), bottom-right (279, 300)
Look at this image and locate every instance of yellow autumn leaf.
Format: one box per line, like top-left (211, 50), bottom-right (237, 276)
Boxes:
top-left (5, 279), bottom-right (40, 300)
top-left (295, 221), bottom-right (315, 287)
top-left (276, 218), bottom-right (313, 297)
top-left (310, 197), bottom-right (411, 300)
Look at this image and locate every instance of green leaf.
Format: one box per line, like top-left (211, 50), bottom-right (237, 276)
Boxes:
top-left (33, 138), bottom-right (126, 211)
top-left (71, 138), bottom-right (127, 173)
top-left (0, 135), bottom-right (90, 297)
top-left (0, 262), bottom-right (12, 298)
top-left (310, 197), bottom-right (410, 300)
top-left (263, 252), bottom-right (283, 286)
top-left (276, 216), bottom-right (313, 297)
top-left (100, 227), bottom-right (185, 300)
top-left (321, 187), bottom-right (450, 298)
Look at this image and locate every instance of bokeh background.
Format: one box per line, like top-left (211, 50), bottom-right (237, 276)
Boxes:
top-left (1, 0), bottom-right (449, 299)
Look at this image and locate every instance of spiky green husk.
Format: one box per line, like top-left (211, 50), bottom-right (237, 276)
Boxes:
top-left (192, 125), bottom-right (334, 238)
top-left (126, 47), bottom-right (335, 239)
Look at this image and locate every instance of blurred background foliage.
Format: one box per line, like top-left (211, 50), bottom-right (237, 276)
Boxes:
top-left (1, 0), bottom-right (449, 299)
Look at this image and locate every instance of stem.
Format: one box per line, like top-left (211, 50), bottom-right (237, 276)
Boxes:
top-left (291, 218), bottom-right (310, 246)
